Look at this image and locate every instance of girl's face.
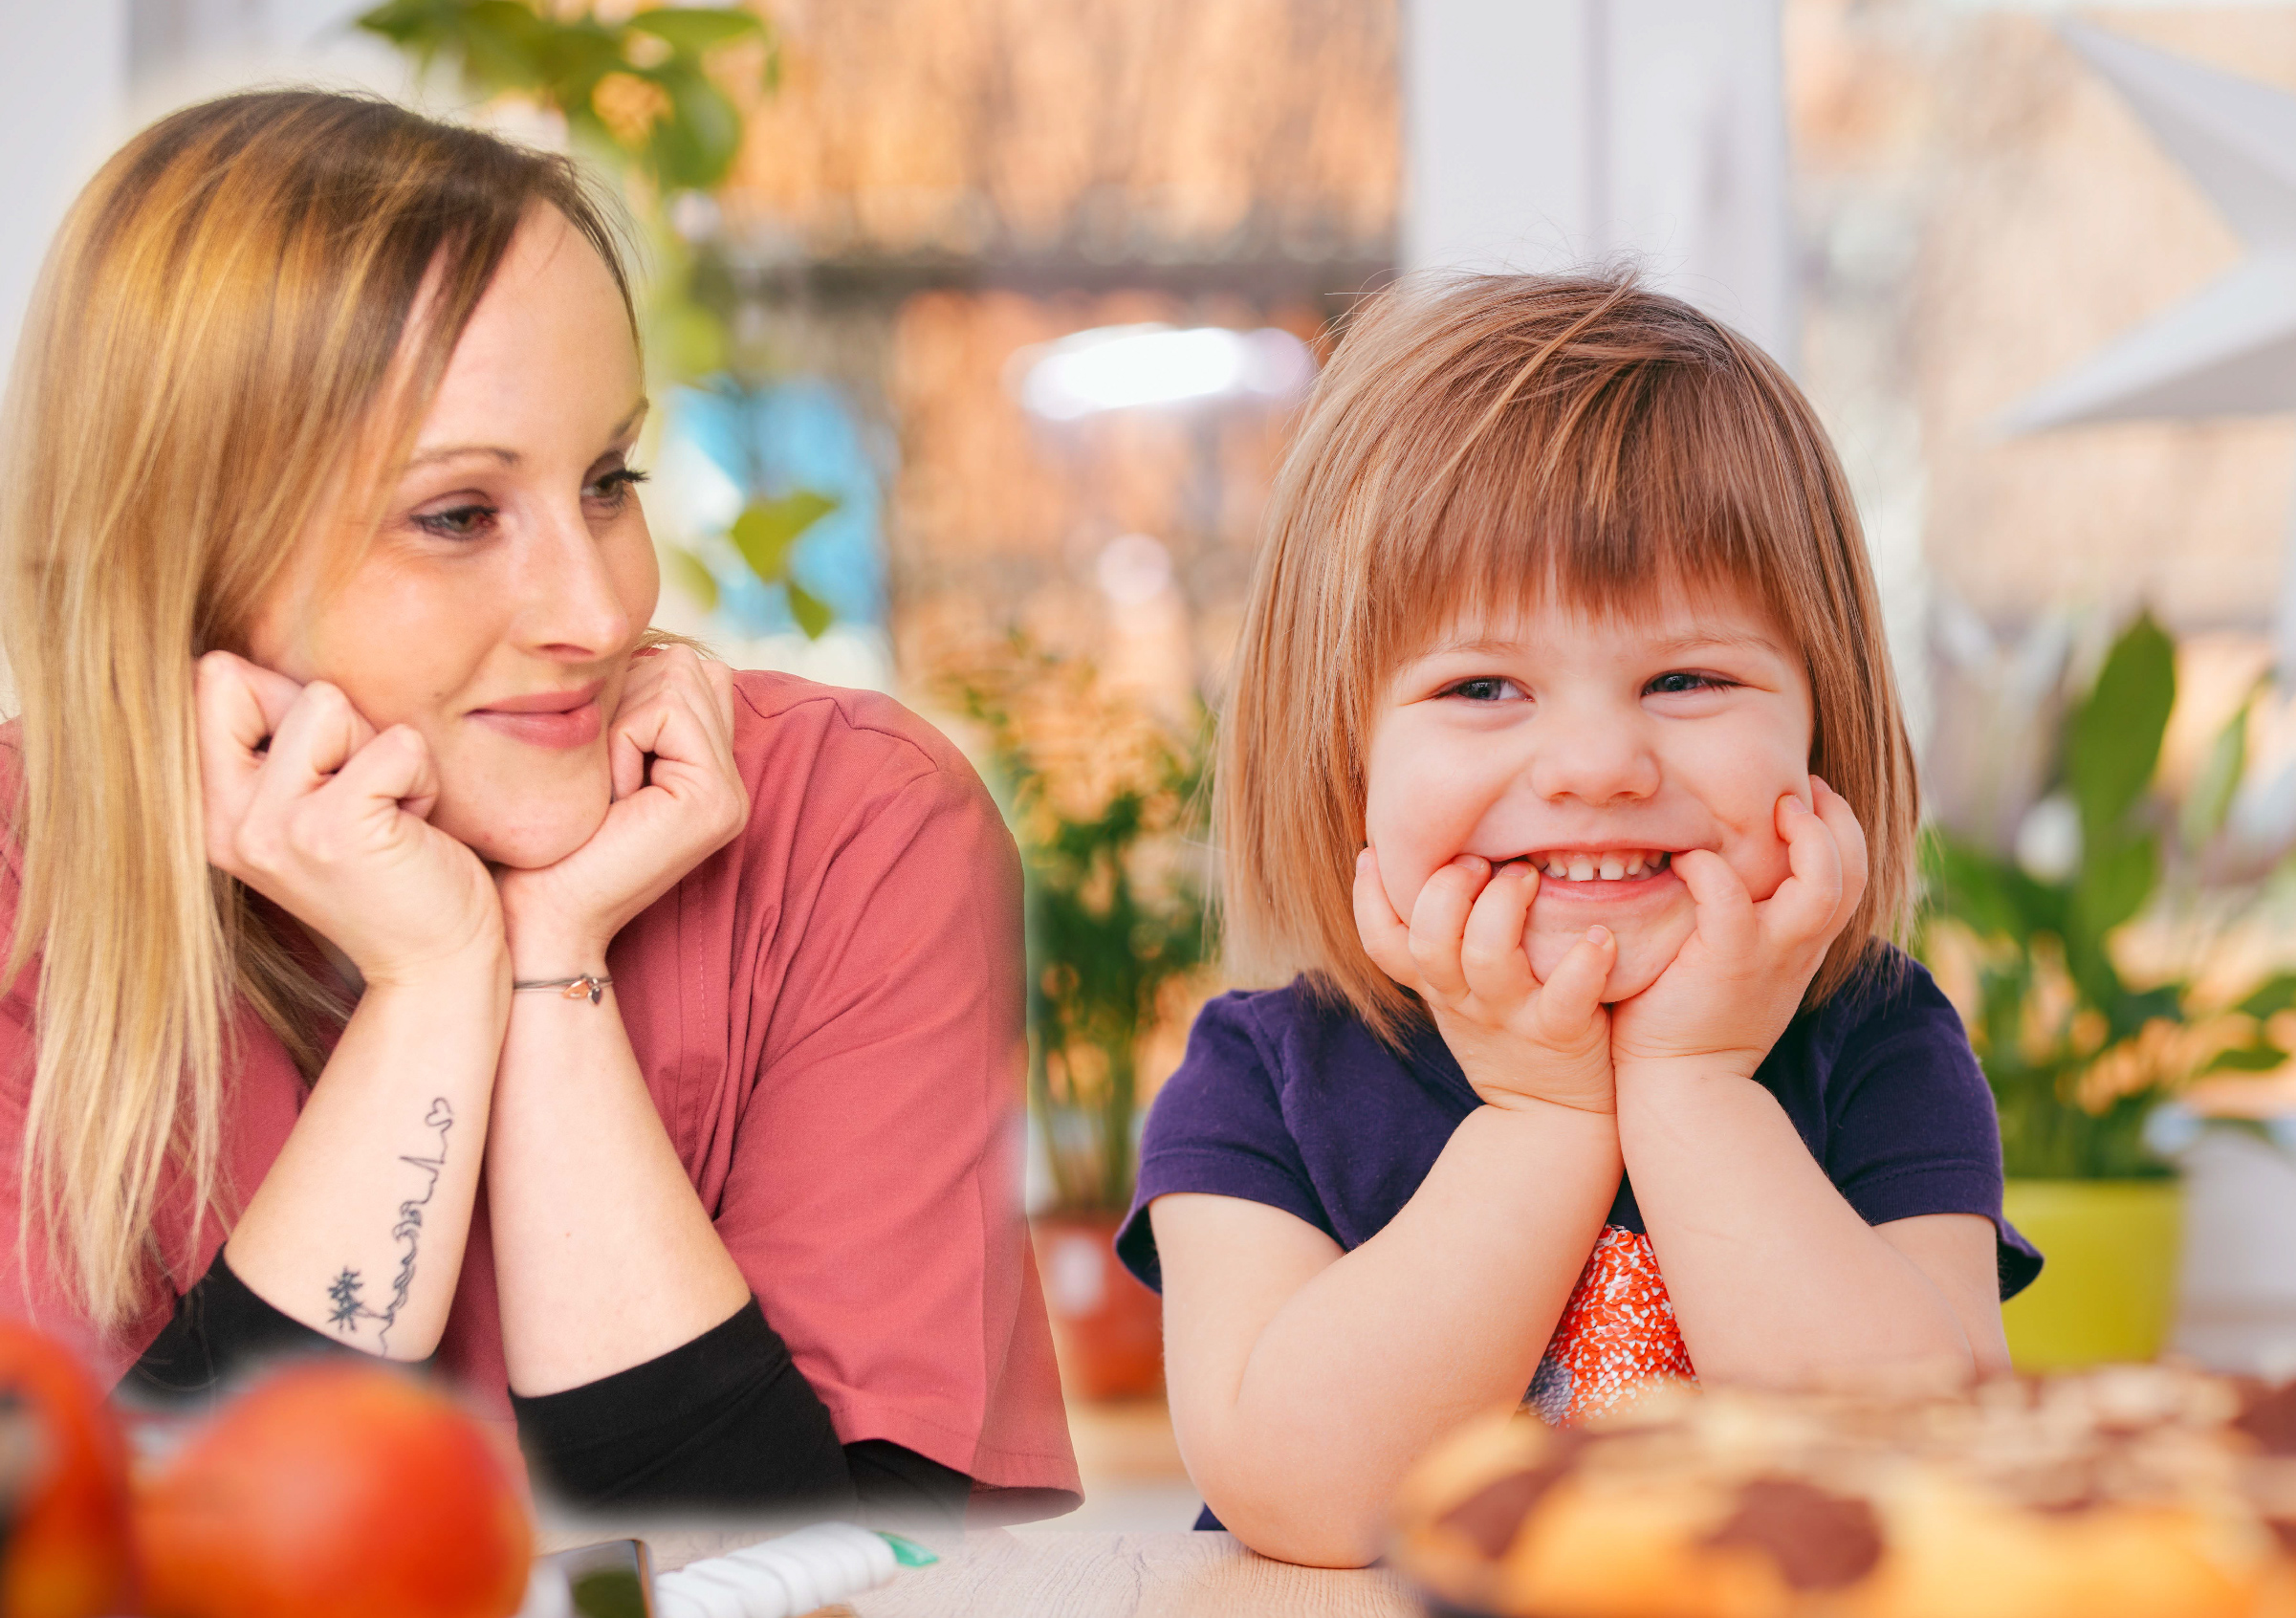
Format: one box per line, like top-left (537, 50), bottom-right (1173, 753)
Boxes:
top-left (247, 207), bottom-right (659, 869)
top-left (1365, 582), bottom-right (1816, 1002)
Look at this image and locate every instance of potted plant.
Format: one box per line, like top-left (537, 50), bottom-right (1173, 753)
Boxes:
top-left (1921, 612), bottom-right (2296, 1368)
top-left (942, 642), bottom-right (1211, 1399)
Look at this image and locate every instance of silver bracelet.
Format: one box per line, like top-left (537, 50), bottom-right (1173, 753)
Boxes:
top-left (513, 973), bottom-right (613, 1004)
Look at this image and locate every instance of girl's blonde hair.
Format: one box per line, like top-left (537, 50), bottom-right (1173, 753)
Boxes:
top-left (0, 90), bottom-right (634, 1332)
top-left (1219, 273), bottom-right (1919, 1046)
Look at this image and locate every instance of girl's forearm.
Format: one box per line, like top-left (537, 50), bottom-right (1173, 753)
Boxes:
top-left (223, 943), bottom-right (510, 1360)
top-left (1172, 1104), bottom-right (1619, 1565)
top-left (1615, 1061), bottom-right (1974, 1386)
top-left (483, 977), bottom-right (751, 1397)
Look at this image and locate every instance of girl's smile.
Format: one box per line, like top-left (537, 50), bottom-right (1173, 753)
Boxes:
top-left (1364, 582), bottom-right (1815, 1001)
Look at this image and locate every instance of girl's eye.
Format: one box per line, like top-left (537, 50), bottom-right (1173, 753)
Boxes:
top-left (411, 502), bottom-right (496, 539)
top-left (1443, 676), bottom-right (1524, 703)
top-left (585, 467), bottom-right (650, 509)
top-left (1646, 670), bottom-right (1734, 696)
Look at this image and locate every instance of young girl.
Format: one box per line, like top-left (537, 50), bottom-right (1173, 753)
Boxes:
top-left (1117, 274), bottom-right (2038, 1566)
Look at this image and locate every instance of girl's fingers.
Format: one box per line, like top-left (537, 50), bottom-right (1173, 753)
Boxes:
top-left (1457, 862), bottom-right (1538, 1004)
top-left (1352, 846), bottom-right (1421, 989)
top-left (1809, 777), bottom-right (1870, 937)
top-left (1760, 791), bottom-right (1848, 947)
top-left (1536, 925), bottom-right (1616, 1030)
top-left (1406, 856), bottom-right (1486, 1000)
top-left (1671, 847), bottom-right (1756, 951)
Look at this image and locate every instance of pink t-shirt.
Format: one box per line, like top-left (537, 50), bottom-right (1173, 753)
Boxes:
top-left (0, 671), bottom-right (1081, 1512)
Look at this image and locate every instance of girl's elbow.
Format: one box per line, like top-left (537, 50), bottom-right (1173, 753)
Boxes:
top-left (1214, 1501), bottom-right (1385, 1569)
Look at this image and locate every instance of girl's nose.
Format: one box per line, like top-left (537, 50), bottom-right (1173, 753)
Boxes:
top-left (515, 504), bottom-right (634, 660)
top-left (1526, 717), bottom-right (1661, 805)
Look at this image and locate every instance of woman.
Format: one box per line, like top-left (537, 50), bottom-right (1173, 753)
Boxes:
top-left (0, 90), bottom-right (1078, 1521)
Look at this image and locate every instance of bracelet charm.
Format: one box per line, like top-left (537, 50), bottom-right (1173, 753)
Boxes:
top-left (513, 973), bottom-right (612, 1005)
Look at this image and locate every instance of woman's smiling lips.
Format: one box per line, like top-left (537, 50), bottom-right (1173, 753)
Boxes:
top-left (467, 679), bottom-right (605, 749)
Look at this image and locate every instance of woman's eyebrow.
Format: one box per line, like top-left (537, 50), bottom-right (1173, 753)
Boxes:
top-left (405, 399), bottom-right (650, 471)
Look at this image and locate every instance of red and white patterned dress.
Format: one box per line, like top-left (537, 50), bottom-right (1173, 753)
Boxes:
top-left (1527, 1224), bottom-right (1697, 1425)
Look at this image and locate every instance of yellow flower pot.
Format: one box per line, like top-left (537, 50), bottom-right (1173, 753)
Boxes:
top-left (2000, 1178), bottom-right (2184, 1370)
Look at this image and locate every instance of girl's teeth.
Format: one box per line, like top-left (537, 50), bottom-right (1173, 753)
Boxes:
top-left (1545, 858), bottom-right (1569, 879)
top-left (1534, 851), bottom-right (1668, 882)
top-left (1567, 856), bottom-right (1595, 882)
top-left (1625, 853), bottom-right (1645, 876)
top-left (1598, 854), bottom-right (1625, 880)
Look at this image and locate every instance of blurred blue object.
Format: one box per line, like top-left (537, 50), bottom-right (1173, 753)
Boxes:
top-left (668, 379), bottom-right (886, 637)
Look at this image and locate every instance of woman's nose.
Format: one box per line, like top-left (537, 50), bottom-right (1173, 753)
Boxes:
top-left (516, 505), bottom-right (634, 659)
top-left (1526, 714), bottom-right (1661, 805)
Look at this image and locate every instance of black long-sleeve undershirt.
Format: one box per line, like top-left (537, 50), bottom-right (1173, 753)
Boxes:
top-left (122, 1249), bottom-right (971, 1526)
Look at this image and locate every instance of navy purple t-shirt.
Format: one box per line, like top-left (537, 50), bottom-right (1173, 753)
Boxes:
top-left (1116, 946), bottom-right (2040, 1300)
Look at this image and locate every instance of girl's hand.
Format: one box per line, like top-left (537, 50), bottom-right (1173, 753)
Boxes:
top-left (494, 646), bottom-right (749, 972)
top-left (1354, 846), bottom-right (1618, 1115)
top-left (196, 650), bottom-right (503, 987)
top-left (1609, 779), bottom-right (1869, 1079)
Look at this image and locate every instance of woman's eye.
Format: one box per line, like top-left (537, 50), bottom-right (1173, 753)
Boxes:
top-left (1444, 676), bottom-right (1523, 703)
top-left (1647, 670), bottom-right (1733, 696)
top-left (585, 467), bottom-right (650, 509)
top-left (411, 503), bottom-right (496, 539)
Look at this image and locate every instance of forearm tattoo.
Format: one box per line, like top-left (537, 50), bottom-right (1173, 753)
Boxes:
top-left (325, 1097), bottom-right (452, 1355)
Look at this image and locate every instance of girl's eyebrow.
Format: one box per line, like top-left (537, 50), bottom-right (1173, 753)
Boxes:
top-left (1649, 629), bottom-right (1786, 658)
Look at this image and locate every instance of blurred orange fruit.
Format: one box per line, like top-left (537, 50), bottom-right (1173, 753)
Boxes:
top-left (137, 1360), bottom-right (531, 1618)
top-left (0, 1321), bottom-right (136, 1618)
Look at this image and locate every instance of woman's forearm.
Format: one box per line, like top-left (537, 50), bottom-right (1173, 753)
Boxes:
top-left (1161, 1103), bottom-right (1619, 1565)
top-left (222, 942), bottom-right (509, 1361)
top-left (484, 973), bottom-right (750, 1396)
top-left (1615, 1062), bottom-right (1974, 1386)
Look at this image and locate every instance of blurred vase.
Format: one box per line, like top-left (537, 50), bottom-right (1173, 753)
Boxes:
top-left (2001, 1178), bottom-right (2184, 1370)
top-left (1033, 1214), bottom-right (1163, 1400)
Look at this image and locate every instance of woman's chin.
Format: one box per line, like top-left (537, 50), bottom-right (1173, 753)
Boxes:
top-left (433, 793), bottom-right (610, 870)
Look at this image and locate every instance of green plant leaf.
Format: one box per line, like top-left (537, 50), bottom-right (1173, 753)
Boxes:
top-left (2067, 611), bottom-right (2176, 847)
top-left (785, 579), bottom-right (833, 640)
top-left (2182, 676), bottom-right (2260, 851)
top-left (624, 9), bottom-right (764, 52)
top-left (666, 546), bottom-right (718, 615)
top-left (641, 61), bottom-right (745, 190)
top-left (2239, 972), bottom-right (2296, 1019)
top-left (729, 491), bottom-right (838, 584)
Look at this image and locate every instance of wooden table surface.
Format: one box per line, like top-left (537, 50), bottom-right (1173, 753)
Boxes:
top-left (850, 1531), bottom-right (1422, 1618)
top-left (544, 1526), bottom-right (1425, 1618)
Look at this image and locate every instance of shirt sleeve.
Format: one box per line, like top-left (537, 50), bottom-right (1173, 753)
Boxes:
top-left (1819, 957), bottom-right (2043, 1300)
top-left (709, 748), bottom-right (1078, 1517)
top-left (121, 1247), bottom-right (375, 1403)
top-left (1115, 993), bottom-right (1334, 1294)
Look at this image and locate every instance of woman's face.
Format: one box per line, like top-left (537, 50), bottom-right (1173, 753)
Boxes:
top-left (249, 207), bottom-right (659, 868)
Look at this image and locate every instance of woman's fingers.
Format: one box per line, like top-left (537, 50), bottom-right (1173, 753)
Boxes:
top-left (230, 681), bottom-right (380, 875)
top-left (1406, 856), bottom-right (1485, 1001)
top-left (1457, 862), bottom-right (1537, 1005)
top-left (322, 723), bottom-right (440, 826)
top-left (1536, 925), bottom-right (1616, 1031)
top-left (1352, 846), bottom-right (1421, 990)
top-left (195, 652), bottom-right (303, 863)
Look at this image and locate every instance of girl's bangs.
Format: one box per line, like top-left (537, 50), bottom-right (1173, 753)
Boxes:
top-left (1368, 354), bottom-right (1800, 673)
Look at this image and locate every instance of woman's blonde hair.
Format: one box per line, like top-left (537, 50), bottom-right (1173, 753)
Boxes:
top-left (0, 91), bottom-right (635, 1332)
top-left (1218, 273), bottom-right (1919, 1046)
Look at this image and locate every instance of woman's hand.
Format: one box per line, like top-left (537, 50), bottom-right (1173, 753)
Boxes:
top-left (1608, 779), bottom-right (1869, 1080)
top-left (494, 646), bottom-right (749, 972)
top-left (196, 650), bottom-right (503, 988)
top-left (1355, 847), bottom-right (1618, 1115)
